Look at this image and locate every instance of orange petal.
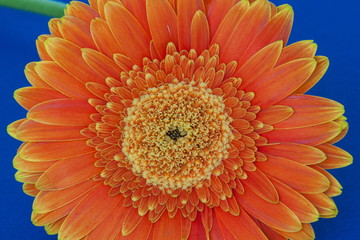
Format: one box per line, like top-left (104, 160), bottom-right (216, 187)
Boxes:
top-left (235, 186), bottom-right (302, 232)
top-left (316, 143), bottom-right (353, 169)
top-left (302, 193), bottom-right (338, 218)
top-left (257, 222), bottom-right (287, 240)
top-left (177, 0), bottom-right (205, 50)
top-left (238, 5), bottom-right (294, 65)
top-left (96, 0), bottom-right (123, 18)
top-left (274, 95), bottom-right (344, 129)
top-left (86, 201), bottom-right (127, 240)
top-left (35, 61), bottom-right (95, 99)
top-left (309, 165), bottom-right (343, 197)
top-left (249, 58), bottom-right (316, 108)
top-left (27, 99), bottom-right (95, 126)
top-left (15, 120), bottom-right (86, 142)
top-left (206, 0), bottom-right (238, 36)
top-left (117, 212), bottom-right (153, 239)
top-left (256, 105), bottom-right (293, 125)
top-left (86, 82), bottom-right (109, 100)
top-left (13, 155), bottom-right (56, 173)
top-left (210, 213), bottom-right (236, 240)
top-left (270, 177), bottom-right (319, 223)
top-left (44, 37), bottom-right (103, 84)
top-left (256, 155), bottom-right (330, 194)
top-left (188, 215), bottom-right (207, 240)
top-left (59, 185), bottom-right (120, 239)
top-left (44, 216), bottom-right (66, 235)
top-left (25, 62), bottom-right (53, 88)
top-left (211, 0), bottom-right (250, 49)
top-left (23, 183), bottom-right (39, 197)
top-left (105, 2), bottom-right (150, 65)
top-left (276, 40), bottom-right (317, 66)
top-left (258, 142), bottom-right (326, 165)
top-left (36, 35), bottom-right (52, 60)
top-left (58, 16), bottom-right (96, 49)
top-left (295, 56), bottom-right (329, 94)
top-left (48, 19), bottom-right (62, 37)
top-left (121, 0), bottom-right (150, 35)
top-left (235, 40), bottom-right (283, 89)
top-left (36, 152), bottom-right (99, 190)
top-left (146, 0), bottom-right (178, 58)
top-left (243, 169), bottom-right (279, 203)
top-left (15, 171), bottom-right (42, 184)
top-left (14, 87), bottom-right (67, 110)
top-left (19, 140), bottom-right (93, 162)
top-left (191, 11), bottom-right (210, 53)
top-left (81, 48), bottom-right (122, 80)
top-left (328, 118), bottom-right (348, 144)
top-left (89, 18), bottom-right (124, 58)
top-left (88, 0), bottom-right (98, 9)
top-left (273, 223), bottom-right (315, 240)
top-left (152, 211), bottom-right (184, 240)
top-left (121, 206), bottom-right (145, 236)
top-left (200, 207), bottom-right (213, 239)
top-left (64, 1), bottom-right (99, 23)
top-left (214, 207), bottom-right (268, 239)
top-left (262, 121), bottom-right (342, 146)
top-left (219, 0), bottom-right (271, 63)
top-left (32, 196), bottom-right (84, 226)
top-left (33, 180), bottom-right (99, 213)
top-left (180, 215), bottom-right (192, 240)
top-left (7, 119), bottom-right (26, 139)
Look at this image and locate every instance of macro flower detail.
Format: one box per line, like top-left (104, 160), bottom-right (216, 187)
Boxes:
top-left (8, 0), bottom-right (353, 239)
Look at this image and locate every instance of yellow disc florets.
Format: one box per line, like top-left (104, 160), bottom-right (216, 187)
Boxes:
top-left (122, 81), bottom-right (234, 190)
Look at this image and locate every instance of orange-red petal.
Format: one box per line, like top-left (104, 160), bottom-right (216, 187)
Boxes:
top-left (89, 17), bottom-right (124, 58)
top-left (235, 186), bottom-right (302, 232)
top-left (36, 152), bottom-right (98, 190)
top-left (295, 56), bottom-right (329, 94)
top-left (249, 58), bottom-right (316, 108)
top-left (270, 177), bottom-right (319, 223)
top-left (219, 0), bottom-right (271, 63)
top-left (105, 2), bottom-right (150, 65)
top-left (256, 155), bottom-right (330, 194)
top-left (256, 105), bottom-right (293, 125)
top-left (274, 95), bottom-right (344, 129)
top-left (191, 11), bottom-right (210, 53)
top-left (243, 169), bottom-right (279, 203)
top-left (19, 140), bottom-right (93, 162)
top-left (235, 40), bottom-right (283, 89)
top-left (14, 87), bottom-right (67, 110)
top-left (146, 0), bottom-right (178, 58)
top-left (177, 0), bottom-right (205, 50)
top-left (263, 121), bottom-right (342, 146)
top-left (214, 207), bottom-right (268, 239)
top-left (35, 61), bottom-right (95, 99)
top-left (58, 185), bottom-right (120, 239)
top-left (258, 142), bottom-right (326, 165)
top-left (15, 120), bottom-right (86, 142)
top-left (33, 180), bottom-right (99, 213)
top-left (316, 143), bottom-right (353, 169)
top-left (238, 5), bottom-right (294, 65)
top-left (27, 99), bottom-right (95, 126)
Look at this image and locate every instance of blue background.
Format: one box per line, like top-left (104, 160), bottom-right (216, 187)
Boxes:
top-left (0, 0), bottom-right (359, 239)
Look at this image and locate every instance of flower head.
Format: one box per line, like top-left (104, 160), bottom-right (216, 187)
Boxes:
top-left (8, 0), bottom-right (352, 239)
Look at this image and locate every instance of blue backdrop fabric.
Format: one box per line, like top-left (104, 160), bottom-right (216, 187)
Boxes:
top-left (0, 0), bottom-right (359, 239)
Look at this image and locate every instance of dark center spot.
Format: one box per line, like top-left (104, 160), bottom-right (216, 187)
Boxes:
top-left (166, 128), bottom-right (187, 141)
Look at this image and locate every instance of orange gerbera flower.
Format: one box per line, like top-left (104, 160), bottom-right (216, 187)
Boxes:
top-left (8, 0), bottom-right (352, 239)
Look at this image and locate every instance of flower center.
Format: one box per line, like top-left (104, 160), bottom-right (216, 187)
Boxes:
top-left (166, 127), bottom-right (187, 141)
top-left (122, 81), bottom-right (234, 190)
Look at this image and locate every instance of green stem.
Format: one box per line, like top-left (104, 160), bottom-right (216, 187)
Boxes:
top-left (0, 0), bottom-right (66, 17)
